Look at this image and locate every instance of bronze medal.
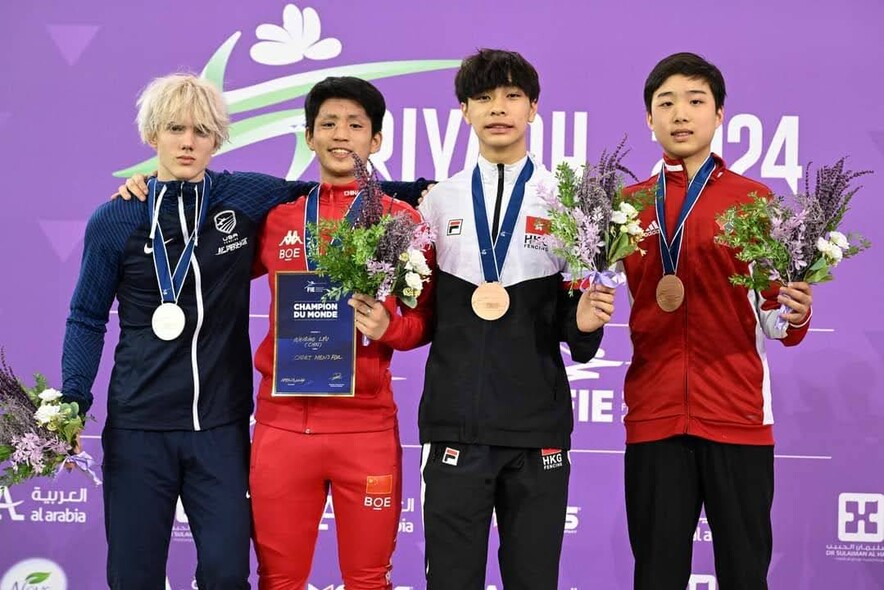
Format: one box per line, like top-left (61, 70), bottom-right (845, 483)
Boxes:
top-left (655, 274), bottom-right (684, 312)
top-left (471, 282), bottom-right (510, 321)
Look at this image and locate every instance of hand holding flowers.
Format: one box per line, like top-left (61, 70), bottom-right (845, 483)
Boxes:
top-left (716, 158), bottom-right (871, 329)
top-left (0, 351), bottom-right (99, 487)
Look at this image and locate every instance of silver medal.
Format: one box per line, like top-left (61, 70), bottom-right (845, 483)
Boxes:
top-left (152, 302), bottom-right (186, 341)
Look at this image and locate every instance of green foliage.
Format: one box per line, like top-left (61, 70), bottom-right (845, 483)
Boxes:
top-left (306, 218), bottom-right (388, 300)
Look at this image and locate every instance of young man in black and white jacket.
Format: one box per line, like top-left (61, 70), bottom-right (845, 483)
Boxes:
top-left (418, 49), bottom-right (616, 590)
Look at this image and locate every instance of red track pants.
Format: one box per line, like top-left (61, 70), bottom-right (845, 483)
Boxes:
top-left (250, 423), bottom-right (402, 589)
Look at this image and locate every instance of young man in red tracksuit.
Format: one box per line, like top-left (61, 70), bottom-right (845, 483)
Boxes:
top-left (250, 77), bottom-right (434, 589)
top-left (621, 53), bottom-right (814, 590)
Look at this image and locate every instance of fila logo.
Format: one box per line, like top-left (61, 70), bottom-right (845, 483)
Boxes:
top-left (447, 219), bottom-right (463, 236)
top-left (214, 210), bottom-right (237, 234)
top-left (541, 448), bottom-right (564, 470)
top-left (838, 493), bottom-right (884, 542)
top-left (442, 447), bottom-right (460, 466)
top-left (278, 230), bottom-right (304, 246)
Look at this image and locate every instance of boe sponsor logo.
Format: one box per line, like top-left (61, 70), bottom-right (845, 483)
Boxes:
top-left (318, 495), bottom-right (419, 535)
top-left (688, 574), bottom-right (717, 590)
top-left (0, 558), bottom-right (67, 590)
top-left (825, 492), bottom-right (884, 563)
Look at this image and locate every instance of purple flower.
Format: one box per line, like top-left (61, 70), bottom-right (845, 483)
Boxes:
top-left (351, 153), bottom-right (385, 228)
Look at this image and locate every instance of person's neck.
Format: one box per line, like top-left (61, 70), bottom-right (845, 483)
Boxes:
top-left (680, 149), bottom-right (713, 181)
top-left (319, 173), bottom-right (357, 186)
top-left (157, 171), bottom-right (206, 183)
top-left (479, 145), bottom-right (528, 166)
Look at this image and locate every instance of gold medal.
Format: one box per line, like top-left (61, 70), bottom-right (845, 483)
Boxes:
top-left (655, 274), bottom-right (684, 312)
top-left (471, 282), bottom-right (510, 321)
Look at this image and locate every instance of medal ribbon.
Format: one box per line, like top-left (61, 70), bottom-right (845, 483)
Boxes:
top-left (147, 177), bottom-right (211, 304)
top-left (303, 186), bottom-right (365, 271)
top-left (655, 154), bottom-right (716, 274)
top-left (471, 158), bottom-right (535, 283)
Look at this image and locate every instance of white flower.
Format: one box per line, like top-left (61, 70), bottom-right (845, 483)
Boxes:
top-left (618, 202), bottom-right (638, 219)
top-left (828, 231), bottom-right (849, 250)
top-left (38, 388), bottom-right (63, 402)
top-left (250, 4), bottom-right (343, 66)
top-left (625, 221), bottom-right (644, 237)
top-left (34, 404), bottom-right (61, 425)
top-left (817, 237), bottom-right (843, 265)
top-left (610, 210), bottom-right (628, 225)
top-left (405, 271), bottom-right (424, 291)
top-left (828, 245), bottom-right (843, 264)
top-left (405, 249), bottom-right (430, 275)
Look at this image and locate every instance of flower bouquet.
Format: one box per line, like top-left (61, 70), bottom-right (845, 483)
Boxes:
top-left (540, 138), bottom-right (650, 292)
top-left (306, 154), bottom-right (434, 308)
top-left (716, 158), bottom-right (871, 328)
top-left (0, 351), bottom-right (99, 487)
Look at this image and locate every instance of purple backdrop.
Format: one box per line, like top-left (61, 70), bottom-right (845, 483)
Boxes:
top-left (1, 1), bottom-right (883, 588)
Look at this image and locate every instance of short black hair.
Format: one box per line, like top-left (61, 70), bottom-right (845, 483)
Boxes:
top-left (643, 52), bottom-right (726, 113)
top-left (455, 48), bottom-right (540, 104)
top-left (305, 76), bottom-right (386, 135)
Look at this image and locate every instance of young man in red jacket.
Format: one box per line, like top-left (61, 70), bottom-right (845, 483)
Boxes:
top-left (621, 53), bottom-right (813, 590)
top-left (250, 77), bottom-right (433, 589)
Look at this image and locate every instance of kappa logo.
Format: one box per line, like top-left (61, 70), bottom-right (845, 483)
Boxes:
top-left (442, 447), bottom-right (460, 466)
top-left (214, 210), bottom-right (237, 234)
top-left (279, 229), bottom-right (304, 261)
top-left (278, 229), bottom-right (304, 247)
top-left (541, 448), bottom-right (564, 470)
top-left (446, 219), bottom-right (463, 236)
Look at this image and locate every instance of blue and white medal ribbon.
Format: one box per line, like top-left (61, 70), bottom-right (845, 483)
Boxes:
top-left (653, 154), bottom-right (716, 312)
top-left (147, 177), bottom-right (210, 340)
top-left (469, 158), bottom-right (534, 320)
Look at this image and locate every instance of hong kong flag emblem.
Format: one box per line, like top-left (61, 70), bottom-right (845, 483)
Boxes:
top-left (526, 216), bottom-right (550, 235)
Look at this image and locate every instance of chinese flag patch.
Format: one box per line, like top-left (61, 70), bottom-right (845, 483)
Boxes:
top-left (365, 474), bottom-right (393, 495)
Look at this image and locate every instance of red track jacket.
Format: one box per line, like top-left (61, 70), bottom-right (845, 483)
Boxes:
top-left (253, 180), bottom-right (434, 434)
top-left (622, 154), bottom-right (811, 445)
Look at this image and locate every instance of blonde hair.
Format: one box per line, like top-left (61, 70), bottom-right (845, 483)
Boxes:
top-left (136, 73), bottom-right (230, 149)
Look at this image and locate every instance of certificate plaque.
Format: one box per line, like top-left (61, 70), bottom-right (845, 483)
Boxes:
top-left (272, 272), bottom-right (356, 396)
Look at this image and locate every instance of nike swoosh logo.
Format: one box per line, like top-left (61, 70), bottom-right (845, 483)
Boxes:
top-left (143, 238), bottom-right (175, 254)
